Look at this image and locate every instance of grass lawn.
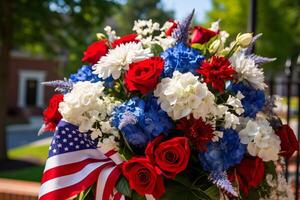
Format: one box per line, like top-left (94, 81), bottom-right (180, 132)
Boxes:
top-left (0, 144), bottom-right (49, 182)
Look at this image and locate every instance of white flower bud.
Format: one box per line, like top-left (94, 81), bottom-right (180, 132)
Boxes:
top-left (236, 33), bottom-right (253, 48)
top-left (209, 39), bottom-right (221, 53)
top-left (96, 33), bottom-right (106, 40)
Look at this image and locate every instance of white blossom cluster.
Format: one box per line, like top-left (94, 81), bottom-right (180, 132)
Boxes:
top-left (238, 117), bottom-right (281, 161)
top-left (133, 19), bottom-right (176, 50)
top-left (259, 173), bottom-right (294, 200)
top-left (59, 81), bottom-right (120, 131)
top-left (154, 71), bottom-right (216, 120)
top-left (93, 42), bottom-right (153, 79)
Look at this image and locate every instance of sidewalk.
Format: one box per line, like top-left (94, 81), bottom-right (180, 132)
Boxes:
top-left (0, 178), bottom-right (40, 199)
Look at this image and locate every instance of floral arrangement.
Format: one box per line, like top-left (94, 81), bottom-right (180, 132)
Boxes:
top-left (40, 10), bottom-right (299, 200)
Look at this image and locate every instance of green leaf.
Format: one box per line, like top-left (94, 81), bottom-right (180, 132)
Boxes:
top-left (132, 191), bottom-right (146, 200)
top-left (151, 43), bottom-right (164, 56)
top-left (116, 176), bottom-right (132, 197)
top-left (191, 43), bottom-right (206, 52)
top-left (160, 185), bottom-right (212, 200)
top-left (204, 186), bottom-right (220, 200)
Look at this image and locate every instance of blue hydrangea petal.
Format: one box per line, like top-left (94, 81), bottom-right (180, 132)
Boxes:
top-left (161, 42), bottom-right (204, 77)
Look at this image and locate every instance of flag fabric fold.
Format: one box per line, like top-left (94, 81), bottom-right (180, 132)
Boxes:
top-left (38, 120), bottom-right (124, 200)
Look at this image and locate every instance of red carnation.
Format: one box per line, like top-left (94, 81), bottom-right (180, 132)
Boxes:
top-left (176, 116), bottom-right (214, 152)
top-left (111, 34), bottom-right (139, 48)
top-left (165, 19), bottom-right (178, 36)
top-left (43, 94), bottom-right (64, 132)
top-left (145, 136), bottom-right (190, 179)
top-left (191, 26), bottom-right (218, 44)
top-left (122, 157), bottom-right (165, 198)
top-left (275, 124), bottom-right (299, 159)
top-left (197, 56), bottom-right (236, 92)
top-left (228, 156), bottom-right (265, 196)
top-left (125, 57), bottom-right (164, 94)
top-left (82, 39), bottom-right (108, 65)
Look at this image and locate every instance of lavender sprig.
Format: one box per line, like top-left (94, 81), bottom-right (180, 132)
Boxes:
top-left (209, 172), bottom-right (238, 197)
top-left (243, 33), bottom-right (276, 65)
top-left (42, 78), bottom-right (73, 93)
top-left (247, 54), bottom-right (277, 65)
top-left (172, 9), bottom-right (195, 44)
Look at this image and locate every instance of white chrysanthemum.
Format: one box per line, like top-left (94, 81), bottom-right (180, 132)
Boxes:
top-left (154, 71), bottom-right (215, 120)
top-left (239, 117), bottom-right (281, 161)
top-left (230, 52), bottom-right (267, 90)
top-left (93, 42), bottom-right (152, 79)
top-left (59, 81), bottom-right (121, 133)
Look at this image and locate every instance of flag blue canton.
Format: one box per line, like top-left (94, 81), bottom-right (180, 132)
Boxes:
top-left (48, 120), bottom-right (98, 157)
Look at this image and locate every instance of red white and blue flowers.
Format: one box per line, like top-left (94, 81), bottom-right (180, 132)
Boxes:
top-left (41, 10), bottom-right (299, 200)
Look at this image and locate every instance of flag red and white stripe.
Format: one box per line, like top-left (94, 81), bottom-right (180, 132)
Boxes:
top-left (38, 120), bottom-right (124, 200)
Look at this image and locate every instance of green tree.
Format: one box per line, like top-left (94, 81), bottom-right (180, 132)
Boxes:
top-left (113, 0), bottom-right (174, 35)
top-left (206, 0), bottom-right (300, 72)
top-left (0, 0), bottom-right (119, 161)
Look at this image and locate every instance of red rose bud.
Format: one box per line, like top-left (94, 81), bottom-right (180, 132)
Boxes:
top-left (165, 19), bottom-right (178, 36)
top-left (43, 94), bottom-right (64, 132)
top-left (145, 136), bottom-right (190, 179)
top-left (191, 26), bottom-right (218, 44)
top-left (276, 124), bottom-right (299, 159)
top-left (82, 39), bottom-right (108, 65)
top-left (228, 156), bottom-right (265, 196)
top-left (197, 56), bottom-right (236, 92)
top-left (122, 157), bottom-right (165, 198)
top-left (111, 34), bottom-right (139, 48)
top-left (125, 57), bottom-right (164, 94)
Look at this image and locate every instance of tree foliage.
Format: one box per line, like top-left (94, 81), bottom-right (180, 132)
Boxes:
top-left (206, 0), bottom-right (300, 73)
top-left (113, 0), bottom-right (174, 35)
top-left (3, 0), bottom-right (119, 74)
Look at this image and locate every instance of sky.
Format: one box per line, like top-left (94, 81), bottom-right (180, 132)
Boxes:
top-left (161, 0), bottom-right (212, 23)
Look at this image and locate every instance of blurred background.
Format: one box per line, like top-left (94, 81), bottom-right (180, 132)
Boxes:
top-left (0, 0), bottom-right (299, 199)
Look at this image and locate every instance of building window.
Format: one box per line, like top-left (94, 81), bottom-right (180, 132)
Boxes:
top-left (18, 70), bottom-right (46, 108)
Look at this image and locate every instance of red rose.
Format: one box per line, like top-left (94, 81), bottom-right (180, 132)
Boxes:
top-left (125, 57), bottom-right (164, 94)
top-left (82, 39), bottom-right (108, 65)
top-left (165, 19), bottom-right (178, 36)
top-left (275, 124), bottom-right (299, 159)
top-left (197, 56), bottom-right (236, 92)
top-left (191, 26), bottom-right (218, 44)
top-left (111, 34), bottom-right (139, 48)
top-left (43, 94), bottom-right (64, 132)
top-left (176, 116), bottom-right (214, 152)
top-left (145, 136), bottom-right (190, 179)
top-left (228, 156), bottom-right (265, 196)
top-left (122, 157), bottom-right (165, 198)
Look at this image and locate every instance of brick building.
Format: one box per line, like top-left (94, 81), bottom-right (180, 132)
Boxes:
top-left (7, 52), bottom-right (62, 117)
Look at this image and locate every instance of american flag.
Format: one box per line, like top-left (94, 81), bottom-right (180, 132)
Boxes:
top-left (39, 120), bottom-right (125, 200)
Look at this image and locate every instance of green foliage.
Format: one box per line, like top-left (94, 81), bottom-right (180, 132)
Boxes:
top-left (0, 165), bottom-right (44, 182)
top-left (113, 0), bottom-right (174, 35)
top-left (116, 176), bottom-right (132, 197)
top-left (2, 0), bottom-right (119, 75)
top-left (151, 43), bottom-right (164, 56)
top-left (206, 0), bottom-right (300, 73)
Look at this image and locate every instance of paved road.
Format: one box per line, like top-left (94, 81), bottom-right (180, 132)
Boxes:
top-left (6, 129), bottom-right (52, 149)
top-left (6, 117), bottom-right (52, 149)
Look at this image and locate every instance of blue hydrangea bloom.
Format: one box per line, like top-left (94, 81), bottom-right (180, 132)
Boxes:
top-left (198, 129), bottom-right (246, 174)
top-left (140, 96), bottom-right (174, 137)
top-left (70, 65), bottom-right (101, 83)
top-left (112, 96), bottom-right (173, 148)
top-left (70, 65), bottom-right (114, 87)
top-left (120, 124), bottom-right (150, 148)
top-left (160, 42), bottom-right (204, 77)
top-left (229, 82), bottom-right (265, 118)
